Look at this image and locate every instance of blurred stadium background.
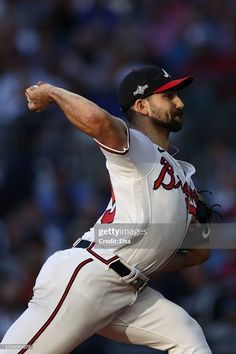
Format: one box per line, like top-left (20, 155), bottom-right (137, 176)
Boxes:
top-left (0, 0), bottom-right (236, 353)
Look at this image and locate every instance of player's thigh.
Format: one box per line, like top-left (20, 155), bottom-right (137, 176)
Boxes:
top-left (1, 291), bottom-right (109, 354)
top-left (1, 251), bottom-right (107, 353)
top-left (99, 286), bottom-right (212, 353)
top-left (1, 249), bottom-right (136, 354)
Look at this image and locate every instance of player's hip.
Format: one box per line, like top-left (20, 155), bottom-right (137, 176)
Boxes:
top-left (32, 247), bottom-right (139, 311)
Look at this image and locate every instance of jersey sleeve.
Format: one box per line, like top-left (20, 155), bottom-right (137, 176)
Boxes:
top-left (95, 121), bottom-right (157, 177)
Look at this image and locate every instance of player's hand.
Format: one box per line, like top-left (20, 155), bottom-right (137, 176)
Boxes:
top-left (25, 81), bottom-right (53, 112)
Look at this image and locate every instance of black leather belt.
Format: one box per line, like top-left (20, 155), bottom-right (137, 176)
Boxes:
top-left (75, 239), bottom-right (148, 292)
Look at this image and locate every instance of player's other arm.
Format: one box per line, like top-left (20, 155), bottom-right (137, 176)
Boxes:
top-left (160, 220), bottom-right (210, 273)
top-left (160, 248), bottom-right (210, 273)
top-left (25, 82), bottom-right (127, 152)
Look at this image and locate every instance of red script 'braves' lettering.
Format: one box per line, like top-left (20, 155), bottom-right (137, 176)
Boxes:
top-left (153, 157), bottom-right (197, 215)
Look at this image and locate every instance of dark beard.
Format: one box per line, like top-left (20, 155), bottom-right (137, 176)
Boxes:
top-left (151, 116), bottom-right (183, 132)
top-left (150, 110), bottom-right (184, 132)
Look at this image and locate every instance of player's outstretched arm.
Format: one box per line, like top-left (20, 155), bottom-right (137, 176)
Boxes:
top-left (25, 82), bottom-right (127, 152)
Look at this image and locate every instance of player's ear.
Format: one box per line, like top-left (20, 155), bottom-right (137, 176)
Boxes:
top-left (133, 99), bottom-right (149, 116)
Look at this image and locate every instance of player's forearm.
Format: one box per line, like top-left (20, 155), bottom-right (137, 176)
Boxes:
top-left (160, 248), bottom-right (210, 273)
top-left (48, 86), bottom-right (110, 136)
top-left (185, 247), bottom-right (210, 266)
top-left (26, 82), bottom-right (127, 151)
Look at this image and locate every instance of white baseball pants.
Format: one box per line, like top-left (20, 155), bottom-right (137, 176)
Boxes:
top-left (1, 247), bottom-right (212, 353)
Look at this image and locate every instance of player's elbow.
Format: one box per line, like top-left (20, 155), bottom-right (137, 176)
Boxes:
top-left (82, 110), bottom-right (110, 136)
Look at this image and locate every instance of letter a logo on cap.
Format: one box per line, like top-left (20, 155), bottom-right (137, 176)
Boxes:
top-left (162, 69), bottom-right (170, 78)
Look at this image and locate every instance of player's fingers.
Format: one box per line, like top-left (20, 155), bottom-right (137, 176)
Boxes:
top-left (25, 94), bottom-right (32, 104)
top-left (37, 81), bottom-right (45, 86)
top-left (25, 84), bottom-right (39, 96)
top-left (25, 88), bottom-right (35, 98)
top-left (27, 101), bottom-right (37, 110)
top-left (25, 85), bottom-right (39, 103)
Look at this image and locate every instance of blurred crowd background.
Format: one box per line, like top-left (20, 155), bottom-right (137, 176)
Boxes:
top-left (0, 0), bottom-right (236, 353)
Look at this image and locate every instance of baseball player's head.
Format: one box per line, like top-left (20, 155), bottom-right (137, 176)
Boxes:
top-left (118, 65), bottom-right (193, 132)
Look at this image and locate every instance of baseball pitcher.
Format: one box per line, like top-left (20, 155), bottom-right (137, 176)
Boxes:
top-left (1, 66), bottom-right (212, 353)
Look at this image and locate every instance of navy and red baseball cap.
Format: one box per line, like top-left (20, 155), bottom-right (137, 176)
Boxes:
top-left (118, 65), bottom-right (193, 113)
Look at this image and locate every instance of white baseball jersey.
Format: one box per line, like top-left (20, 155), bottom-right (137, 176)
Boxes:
top-left (2, 122), bottom-right (212, 354)
top-left (80, 123), bottom-right (198, 277)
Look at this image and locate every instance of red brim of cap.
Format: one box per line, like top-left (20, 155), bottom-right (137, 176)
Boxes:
top-left (153, 76), bottom-right (193, 93)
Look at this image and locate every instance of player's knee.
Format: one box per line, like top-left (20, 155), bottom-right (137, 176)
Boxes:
top-left (171, 305), bottom-right (201, 335)
top-left (170, 307), bottom-right (210, 352)
top-left (179, 313), bottom-right (203, 339)
top-left (159, 301), bottom-right (208, 345)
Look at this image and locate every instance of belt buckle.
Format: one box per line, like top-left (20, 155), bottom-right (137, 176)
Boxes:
top-left (130, 278), bottom-right (148, 293)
